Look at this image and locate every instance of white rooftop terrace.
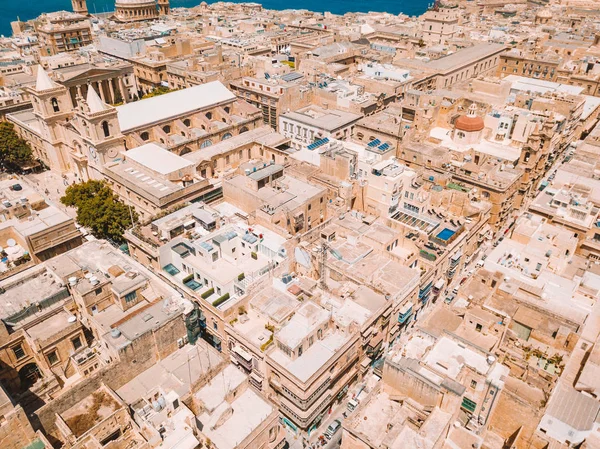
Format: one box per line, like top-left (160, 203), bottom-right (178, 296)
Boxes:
top-left (423, 336), bottom-right (491, 378)
top-left (270, 331), bottom-right (348, 383)
top-left (198, 388), bottom-right (274, 449)
top-left (275, 301), bottom-right (329, 350)
top-left (125, 143), bottom-right (196, 176)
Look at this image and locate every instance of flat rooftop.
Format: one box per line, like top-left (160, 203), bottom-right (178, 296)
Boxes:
top-left (423, 336), bottom-right (491, 378)
top-left (281, 105), bottom-right (361, 131)
top-left (0, 266), bottom-right (67, 321)
top-left (198, 387), bottom-right (274, 449)
top-left (125, 143), bottom-right (195, 176)
top-left (270, 331), bottom-right (349, 383)
top-left (116, 340), bottom-right (223, 404)
top-left (275, 301), bottom-right (329, 350)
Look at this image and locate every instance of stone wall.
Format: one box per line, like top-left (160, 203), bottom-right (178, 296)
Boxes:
top-left (0, 403), bottom-right (38, 449)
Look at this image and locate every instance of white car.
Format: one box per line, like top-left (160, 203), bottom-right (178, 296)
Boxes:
top-left (325, 420), bottom-right (341, 439)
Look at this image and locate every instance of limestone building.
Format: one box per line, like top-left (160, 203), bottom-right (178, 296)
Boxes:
top-left (113, 0), bottom-right (169, 23)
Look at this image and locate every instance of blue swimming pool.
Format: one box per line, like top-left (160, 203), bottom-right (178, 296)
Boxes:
top-left (163, 263), bottom-right (180, 276)
top-left (436, 228), bottom-right (456, 241)
top-left (184, 279), bottom-right (202, 291)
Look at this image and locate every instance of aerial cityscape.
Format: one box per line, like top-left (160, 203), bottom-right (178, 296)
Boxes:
top-left (0, 0), bottom-right (598, 448)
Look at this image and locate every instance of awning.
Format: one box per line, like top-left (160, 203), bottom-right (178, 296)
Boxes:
top-left (398, 302), bottom-right (413, 314)
top-left (233, 346), bottom-right (252, 362)
top-left (434, 278), bottom-right (445, 289)
top-left (368, 331), bottom-right (384, 348)
top-left (183, 220), bottom-right (195, 228)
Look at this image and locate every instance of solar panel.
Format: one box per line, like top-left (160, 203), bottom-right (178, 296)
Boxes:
top-left (281, 72), bottom-right (303, 82)
top-left (367, 139), bottom-right (381, 147)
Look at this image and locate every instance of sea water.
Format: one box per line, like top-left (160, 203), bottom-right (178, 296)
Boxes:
top-left (0, 0), bottom-right (429, 37)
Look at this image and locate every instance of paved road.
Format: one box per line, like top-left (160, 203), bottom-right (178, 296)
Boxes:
top-left (24, 171), bottom-right (77, 218)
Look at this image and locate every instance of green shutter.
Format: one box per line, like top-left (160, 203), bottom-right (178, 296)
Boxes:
top-left (461, 397), bottom-right (477, 413)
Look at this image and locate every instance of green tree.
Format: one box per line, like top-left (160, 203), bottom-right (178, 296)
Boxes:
top-left (141, 86), bottom-right (174, 100)
top-left (0, 121), bottom-right (34, 172)
top-left (61, 180), bottom-right (137, 243)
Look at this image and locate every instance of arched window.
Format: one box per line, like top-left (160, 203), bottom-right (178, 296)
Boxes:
top-left (357, 133), bottom-right (364, 140)
top-left (51, 98), bottom-right (60, 113)
top-left (239, 126), bottom-right (249, 134)
top-left (205, 112), bottom-right (212, 120)
top-left (201, 139), bottom-right (213, 148)
top-left (222, 133), bottom-right (232, 140)
top-left (457, 131), bottom-right (466, 139)
top-left (102, 121), bottom-right (110, 138)
top-left (224, 106), bottom-right (230, 114)
top-left (183, 119), bottom-right (191, 127)
top-left (180, 147), bottom-right (192, 156)
top-left (162, 125), bottom-right (171, 134)
top-left (140, 131), bottom-right (150, 141)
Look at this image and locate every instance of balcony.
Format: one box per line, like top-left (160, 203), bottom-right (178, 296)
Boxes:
top-left (398, 305), bottom-right (413, 324)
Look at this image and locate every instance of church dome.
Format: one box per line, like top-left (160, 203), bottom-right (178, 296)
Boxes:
top-left (115, 0), bottom-right (155, 5)
top-left (455, 104), bottom-right (484, 132)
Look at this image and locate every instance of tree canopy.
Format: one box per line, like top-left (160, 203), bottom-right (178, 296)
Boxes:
top-left (61, 180), bottom-right (137, 243)
top-left (0, 121), bottom-right (34, 172)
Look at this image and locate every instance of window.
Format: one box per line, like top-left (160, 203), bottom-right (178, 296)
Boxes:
top-left (47, 350), bottom-right (59, 366)
top-left (470, 380), bottom-right (477, 389)
top-left (72, 336), bottom-right (83, 351)
top-left (213, 321), bottom-right (218, 330)
top-left (205, 112), bottom-right (212, 120)
top-left (162, 125), bottom-right (171, 134)
top-left (140, 131), bottom-right (150, 141)
top-left (51, 97), bottom-right (60, 112)
top-left (124, 291), bottom-right (137, 303)
top-left (102, 121), bottom-right (110, 138)
top-left (475, 323), bottom-right (483, 332)
top-left (183, 119), bottom-right (191, 127)
top-left (269, 426), bottom-right (278, 443)
top-left (297, 345), bottom-right (303, 357)
top-left (12, 345), bottom-right (25, 360)
top-left (201, 139), bottom-right (212, 148)
top-left (95, 287), bottom-right (103, 295)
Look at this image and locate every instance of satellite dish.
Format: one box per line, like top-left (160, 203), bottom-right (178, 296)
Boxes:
top-left (6, 239), bottom-right (16, 247)
top-left (295, 247), bottom-right (312, 270)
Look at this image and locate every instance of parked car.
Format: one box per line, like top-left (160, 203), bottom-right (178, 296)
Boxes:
top-left (9, 184), bottom-right (22, 191)
top-left (325, 420), bottom-right (341, 439)
top-left (444, 294), bottom-right (455, 304)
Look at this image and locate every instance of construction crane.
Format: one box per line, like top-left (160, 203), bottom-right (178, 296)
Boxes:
top-left (318, 239), bottom-right (344, 289)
